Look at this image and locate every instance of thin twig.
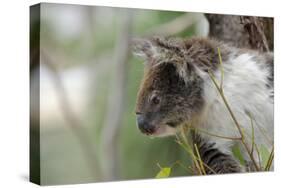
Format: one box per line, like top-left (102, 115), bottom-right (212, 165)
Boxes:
top-left (41, 51), bottom-right (102, 180)
top-left (208, 71), bottom-right (260, 171)
top-left (176, 129), bottom-right (217, 175)
top-left (190, 127), bottom-right (242, 141)
top-left (176, 131), bottom-right (203, 175)
top-left (207, 48), bottom-right (260, 171)
top-left (247, 112), bottom-right (255, 155)
top-left (265, 147), bottom-right (274, 171)
top-left (194, 144), bottom-right (206, 175)
top-left (253, 119), bottom-right (273, 146)
top-left (217, 47), bottom-right (224, 89)
top-left (174, 160), bottom-right (192, 173)
top-left (100, 10), bottom-right (134, 180)
top-left (144, 13), bottom-right (202, 36)
top-left (254, 143), bottom-right (262, 169)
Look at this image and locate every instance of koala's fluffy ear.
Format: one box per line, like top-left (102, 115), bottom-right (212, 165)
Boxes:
top-left (131, 38), bottom-right (159, 60)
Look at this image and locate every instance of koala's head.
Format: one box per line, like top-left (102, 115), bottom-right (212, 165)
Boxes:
top-left (131, 37), bottom-right (218, 137)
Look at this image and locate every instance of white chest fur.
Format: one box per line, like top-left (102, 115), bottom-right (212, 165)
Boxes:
top-left (197, 52), bottom-right (274, 167)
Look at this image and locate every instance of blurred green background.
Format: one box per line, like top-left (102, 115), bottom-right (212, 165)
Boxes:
top-left (30, 3), bottom-right (209, 185)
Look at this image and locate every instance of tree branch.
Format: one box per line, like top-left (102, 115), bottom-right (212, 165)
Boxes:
top-left (41, 50), bottom-right (102, 180)
top-left (144, 13), bottom-right (202, 36)
top-left (100, 10), bottom-right (134, 180)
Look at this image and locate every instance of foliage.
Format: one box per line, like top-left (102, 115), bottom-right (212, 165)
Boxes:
top-left (155, 164), bottom-right (171, 178)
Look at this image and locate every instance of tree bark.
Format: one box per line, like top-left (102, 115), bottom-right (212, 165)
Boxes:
top-left (205, 13), bottom-right (274, 173)
top-left (205, 14), bottom-right (273, 52)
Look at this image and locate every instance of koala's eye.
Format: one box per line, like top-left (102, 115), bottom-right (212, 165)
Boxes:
top-left (150, 94), bottom-right (160, 105)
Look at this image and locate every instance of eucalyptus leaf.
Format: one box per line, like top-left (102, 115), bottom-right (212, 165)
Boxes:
top-left (155, 167), bottom-right (171, 178)
top-left (232, 145), bottom-right (245, 166)
top-left (260, 145), bottom-right (270, 168)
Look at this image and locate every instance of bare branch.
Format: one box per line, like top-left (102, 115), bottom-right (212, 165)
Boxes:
top-left (100, 10), bottom-right (134, 180)
top-left (41, 51), bottom-right (102, 180)
top-left (144, 13), bottom-right (202, 36)
top-left (206, 14), bottom-right (273, 51)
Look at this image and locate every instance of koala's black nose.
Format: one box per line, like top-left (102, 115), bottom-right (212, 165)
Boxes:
top-left (136, 114), bottom-right (155, 134)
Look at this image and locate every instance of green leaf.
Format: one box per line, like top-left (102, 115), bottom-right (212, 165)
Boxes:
top-left (232, 145), bottom-right (245, 166)
top-left (155, 167), bottom-right (171, 178)
top-left (260, 145), bottom-right (270, 168)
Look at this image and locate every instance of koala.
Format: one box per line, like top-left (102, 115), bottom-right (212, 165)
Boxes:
top-left (132, 36), bottom-right (274, 174)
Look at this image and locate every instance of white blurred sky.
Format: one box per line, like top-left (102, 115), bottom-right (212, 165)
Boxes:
top-left (39, 64), bottom-right (91, 127)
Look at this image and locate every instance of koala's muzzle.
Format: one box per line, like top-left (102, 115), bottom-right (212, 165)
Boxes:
top-left (136, 114), bottom-right (156, 134)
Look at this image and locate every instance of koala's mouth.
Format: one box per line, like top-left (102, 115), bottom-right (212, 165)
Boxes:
top-left (141, 125), bottom-right (160, 136)
top-left (146, 123), bottom-right (179, 137)
top-left (139, 121), bottom-right (182, 137)
top-left (166, 121), bottom-right (178, 128)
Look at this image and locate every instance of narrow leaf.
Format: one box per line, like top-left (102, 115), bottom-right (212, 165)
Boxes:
top-left (260, 145), bottom-right (270, 168)
top-left (155, 167), bottom-right (171, 178)
top-left (232, 145), bottom-right (245, 166)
